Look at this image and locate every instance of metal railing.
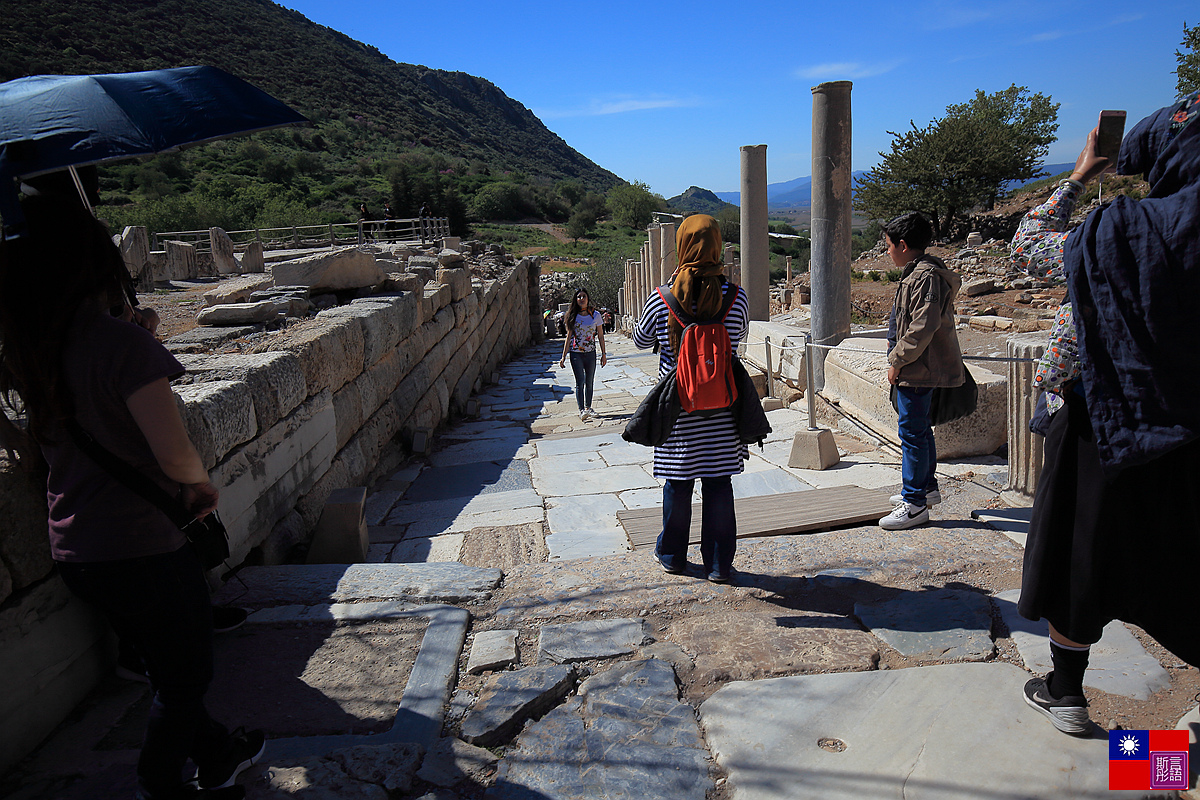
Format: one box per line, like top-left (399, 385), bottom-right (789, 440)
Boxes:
top-left (153, 216), bottom-right (451, 253)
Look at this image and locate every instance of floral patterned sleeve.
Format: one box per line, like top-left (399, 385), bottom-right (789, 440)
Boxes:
top-left (1011, 178), bottom-right (1085, 414)
top-left (1009, 178), bottom-right (1082, 281)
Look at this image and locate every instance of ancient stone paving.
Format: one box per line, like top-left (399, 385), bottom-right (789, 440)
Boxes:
top-left (10, 332), bottom-right (1198, 800)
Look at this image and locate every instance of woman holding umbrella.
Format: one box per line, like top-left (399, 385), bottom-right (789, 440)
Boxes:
top-left (0, 192), bottom-right (263, 799)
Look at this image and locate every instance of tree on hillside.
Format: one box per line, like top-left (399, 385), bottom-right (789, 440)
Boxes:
top-left (855, 85), bottom-right (1058, 238)
top-left (607, 182), bottom-right (666, 230)
top-left (1179, 22), bottom-right (1200, 96)
top-left (566, 209), bottom-right (597, 242)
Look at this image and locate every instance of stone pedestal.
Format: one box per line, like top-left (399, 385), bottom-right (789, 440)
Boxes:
top-left (659, 221), bottom-right (677, 285)
top-left (1003, 334), bottom-right (1046, 506)
top-left (788, 429), bottom-right (839, 470)
top-left (648, 225), bottom-right (663, 290)
top-left (740, 144), bottom-right (769, 320)
top-left (306, 486), bottom-right (368, 564)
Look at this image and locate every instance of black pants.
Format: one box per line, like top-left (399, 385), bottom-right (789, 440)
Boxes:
top-left (59, 545), bottom-right (231, 799)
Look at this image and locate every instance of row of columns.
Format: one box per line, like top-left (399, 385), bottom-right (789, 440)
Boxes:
top-left (619, 81), bottom-right (853, 393)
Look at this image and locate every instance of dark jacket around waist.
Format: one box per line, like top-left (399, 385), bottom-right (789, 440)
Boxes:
top-left (888, 254), bottom-right (965, 388)
top-left (624, 358), bottom-right (770, 448)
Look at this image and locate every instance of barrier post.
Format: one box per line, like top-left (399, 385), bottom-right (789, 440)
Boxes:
top-left (764, 336), bottom-right (774, 397)
top-left (805, 333), bottom-right (817, 430)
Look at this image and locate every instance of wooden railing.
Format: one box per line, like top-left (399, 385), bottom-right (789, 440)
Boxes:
top-left (153, 216), bottom-right (451, 253)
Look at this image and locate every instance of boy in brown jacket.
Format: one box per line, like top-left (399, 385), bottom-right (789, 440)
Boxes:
top-left (880, 212), bottom-right (965, 530)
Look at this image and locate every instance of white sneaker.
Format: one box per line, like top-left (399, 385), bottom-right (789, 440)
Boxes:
top-left (585, 407), bottom-right (596, 418)
top-left (879, 502), bottom-right (929, 530)
top-left (889, 489), bottom-right (941, 506)
top-left (580, 409), bottom-right (590, 420)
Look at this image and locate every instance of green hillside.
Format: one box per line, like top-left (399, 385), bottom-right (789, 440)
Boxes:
top-left (0, 0), bottom-right (622, 233)
top-left (666, 186), bottom-right (736, 216)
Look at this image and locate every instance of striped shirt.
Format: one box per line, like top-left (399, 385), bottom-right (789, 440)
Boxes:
top-left (633, 282), bottom-right (749, 480)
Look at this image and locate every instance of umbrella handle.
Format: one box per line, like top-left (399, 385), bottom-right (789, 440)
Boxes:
top-left (68, 166), bottom-right (95, 216)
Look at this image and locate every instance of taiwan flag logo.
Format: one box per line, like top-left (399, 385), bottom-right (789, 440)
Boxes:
top-left (1109, 729), bottom-right (1190, 790)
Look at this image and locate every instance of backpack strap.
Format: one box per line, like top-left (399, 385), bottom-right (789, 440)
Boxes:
top-left (658, 279), bottom-right (737, 326)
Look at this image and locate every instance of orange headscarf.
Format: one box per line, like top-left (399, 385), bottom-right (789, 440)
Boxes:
top-left (668, 214), bottom-right (726, 356)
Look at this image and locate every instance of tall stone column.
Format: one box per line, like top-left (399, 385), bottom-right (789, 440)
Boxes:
top-left (1003, 334), bottom-right (1047, 506)
top-left (659, 221), bottom-right (677, 285)
top-left (648, 225), bottom-right (663, 291)
top-left (740, 144), bottom-right (769, 320)
top-left (723, 244), bottom-right (736, 284)
top-left (810, 80), bottom-right (853, 389)
top-left (786, 256), bottom-right (793, 284)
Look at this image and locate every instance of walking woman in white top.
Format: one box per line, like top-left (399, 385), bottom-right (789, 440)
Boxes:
top-left (558, 288), bottom-right (607, 419)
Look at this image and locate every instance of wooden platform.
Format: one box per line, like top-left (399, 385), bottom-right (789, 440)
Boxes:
top-left (617, 486), bottom-right (896, 550)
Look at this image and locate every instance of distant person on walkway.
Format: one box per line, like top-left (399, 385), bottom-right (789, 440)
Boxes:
top-left (382, 202), bottom-right (396, 238)
top-left (880, 212), bottom-right (964, 531)
top-left (0, 193), bottom-right (264, 799)
top-left (418, 203), bottom-right (430, 245)
top-left (1010, 94), bottom-right (1200, 736)
top-left (559, 288), bottom-right (606, 420)
top-left (358, 202), bottom-right (375, 241)
top-left (633, 214), bottom-right (748, 583)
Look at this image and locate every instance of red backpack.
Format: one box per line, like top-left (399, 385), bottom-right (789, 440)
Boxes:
top-left (657, 283), bottom-right (739, 415)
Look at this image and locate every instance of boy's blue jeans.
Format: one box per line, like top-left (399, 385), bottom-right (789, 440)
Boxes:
top-left (896, 385), bottom-right (939, 506)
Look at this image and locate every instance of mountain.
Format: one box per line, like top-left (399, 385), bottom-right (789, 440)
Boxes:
top-left (666, 186), bottom-right (737, 215)
top-left (0, 0), bottom-right (620, 227)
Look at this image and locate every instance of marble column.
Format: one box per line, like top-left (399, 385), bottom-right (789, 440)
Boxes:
top-left (659, 221), bottom-right (677, 286)
top-left (648, 225), bottom-right (663, 291)
top-left (810, 80), bottom-right (853, 390)
top-left (740, 144), bottom-right (769, 320)
top-left (1003, 334), bottom-right (1047, 506)
top-left (786, 256), bottom-right (793, 285)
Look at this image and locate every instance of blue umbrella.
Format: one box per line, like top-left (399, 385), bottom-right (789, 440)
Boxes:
top-left (0, 65), bottom-right (308, 237)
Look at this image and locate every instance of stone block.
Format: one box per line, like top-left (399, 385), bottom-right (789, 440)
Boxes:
top-left (118, 226), bottom-right (152, 290)
top-left (332, 381), bottom-right (364, 451)
top-left (440, 236), bottom-right (461, 251)
top-left (0, 578), bottom-right (109, 776)
top-left (538, 619), bottom-right (653, 664)
top-left (788, 428), bottom-right (839, 470)
top-left (366, 350), bottom-right (403, 400)
top-left (437, 267), bottom-right (471, 301)
top-left (761, 396), bottom-right (784, 411)
top-left (210, 391), bottom-right (336, 562)
top-left (437, 249), bottom-right (465, 267)
top-left (164, 240), bottom-right (198, 281)
top-left (416, 737), bottom-right (497, 789)
top-left (259, 510), bottom-right (306, 566)
top-left (306, 486), bottom-right (369, 564)
top-left (202, 274), bottom-right (275, 306)
top-left (383, 272), bottom-right (425, 294)
top-left (407, 256), bottom-right (439, 272)
top-left (319, 302), bottom-right (401, 368)
top-left (210, 227), bottom-right (239, 275)
top-left (411, 427), bottom-right (433, 454)
top-left (966, 231), bottom-right (984, 248)
top-left (467, 630), bottom-right (519, 674)
top-left (271, 247), bottom-right (385, 292)
top-left (269, 316), bottom-right (365, 396)
top-left (238, 239), bottom-right (265, 273)
top-left (196, 300), bottom-right (280, 327)
top-left (174, 380), bottom-right (258, 468)
top-left (422, 283), bottom-right (452, 322)
top-left (460, 664), bottom-right (578, 746)
top-left (963, 279), bottom-right (996, 297)
top-left (176, 351), bottom-right (306, 434)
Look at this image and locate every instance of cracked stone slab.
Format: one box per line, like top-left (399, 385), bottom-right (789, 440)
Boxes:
top-left (416, 737), bottom-right (499, 788)
top-left (666, 611), bottom-right (879, 683)
top-left (701, 662), bottom-right (1149, 800)
top-left (460, 664), bottom-right (578, 747)
top-left (467, 630), bottom-right (519, 674)
top-left (219, 563), bottom-right (502, 607)
top-left (545, 529), bottom-right (631, 560)
top-left (854, 587), bottom-right (995, 662)
top-left (538, 618), bottom-right (653, 664)
top-left (488, 659), bottom-right (709, 800)
top-left (995, 589), bottom-right (1170, 701)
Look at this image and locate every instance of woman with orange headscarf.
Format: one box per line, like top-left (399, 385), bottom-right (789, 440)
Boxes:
top-left (632, 214), bottom-right (749, 582)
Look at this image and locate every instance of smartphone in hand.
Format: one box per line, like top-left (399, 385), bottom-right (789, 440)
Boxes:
top-left (1096, 110), bottom-right (1127, 161)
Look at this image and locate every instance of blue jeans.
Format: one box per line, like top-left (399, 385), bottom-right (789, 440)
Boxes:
top-left (657, 476), bottom-right (736, 575)
top-left (896, 385), bottom-right (939, 506)
top-left (58, 545), bottom-right (232, 799)
top-left (569, 350), bottom-right (597, 410)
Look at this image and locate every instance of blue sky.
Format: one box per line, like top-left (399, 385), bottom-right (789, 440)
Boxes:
top-left (280, 0), bottom-right (1193, 197)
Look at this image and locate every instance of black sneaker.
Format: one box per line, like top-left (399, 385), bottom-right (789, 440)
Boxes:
top-left (211, 606), bottom-right (248, 634)
top-left (655, 552), bottom-right (685, 574)
top-left (707, 568), bottom-right (733, 584)
top-left (1022, 675), bottom-right (1091, 735)
top-left (195, 728), bottom-right (266, 790)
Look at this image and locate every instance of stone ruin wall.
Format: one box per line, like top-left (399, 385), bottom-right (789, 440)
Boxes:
top-left (0, 255), bottom-right (541, 774)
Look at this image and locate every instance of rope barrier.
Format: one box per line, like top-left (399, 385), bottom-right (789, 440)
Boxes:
top-left (740, 335), bottom-right (1036, 362)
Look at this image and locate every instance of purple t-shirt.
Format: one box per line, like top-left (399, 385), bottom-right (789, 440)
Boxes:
top-left (42, 310), bottom-right (187, 562)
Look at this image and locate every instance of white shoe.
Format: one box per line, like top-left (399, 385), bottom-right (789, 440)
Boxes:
top-left (585, 407), bottom-right (596, 418)
top-left (889, 489), bottom-right (941, 506)
top-left (879, 502), bottom-right (929, 530)
top-left (580, 409), bottom-right (590, 420)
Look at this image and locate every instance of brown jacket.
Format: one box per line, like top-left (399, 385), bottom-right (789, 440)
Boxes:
top-left (888, 254), bottom-right (965, 388)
